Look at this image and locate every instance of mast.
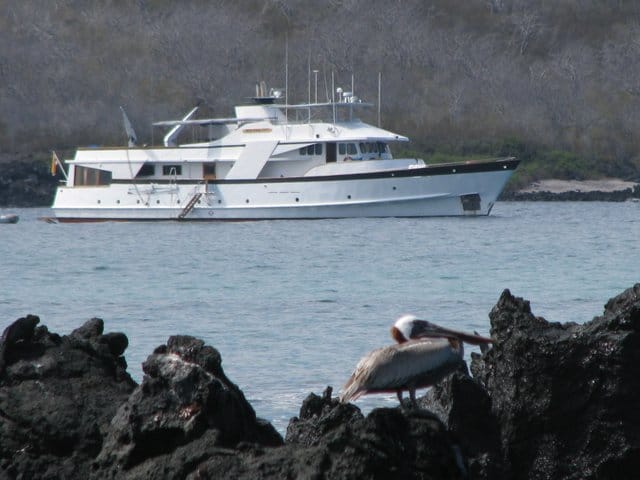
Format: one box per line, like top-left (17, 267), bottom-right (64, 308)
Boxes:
top-left (332, 71), bottom-right (336, 125)
top-left (285, 35), bottom-right (289, 127)
top-left (307, 54), bottom-right (311, 123)
top-left (377, 72), bottom-right (382, 127)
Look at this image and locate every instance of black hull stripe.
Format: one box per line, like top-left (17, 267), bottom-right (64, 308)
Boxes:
top-left (109, 158), bottom-right (518, 186)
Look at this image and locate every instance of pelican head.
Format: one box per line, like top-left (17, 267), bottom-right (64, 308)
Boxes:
top-left (391, 314), bottom-right (493, 345)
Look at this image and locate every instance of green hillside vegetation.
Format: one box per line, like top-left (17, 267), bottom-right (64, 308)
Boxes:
top-left (2, 0), bottom-right (640, 188)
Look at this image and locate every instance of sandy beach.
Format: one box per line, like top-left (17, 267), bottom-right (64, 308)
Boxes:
top-left (518, 178), bottom-right (638, 194)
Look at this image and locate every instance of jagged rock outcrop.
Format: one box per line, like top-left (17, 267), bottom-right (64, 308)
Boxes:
top-left (470, 285), bottom-right (640, 479)
top-left (0, 315), bottom-right (136, 479)
top-left (188, 387), bottom-right (468, 479)
top-left (1, 283), bottom-right (639, 479)
top-left (93, 335), bottom-right (282, 479)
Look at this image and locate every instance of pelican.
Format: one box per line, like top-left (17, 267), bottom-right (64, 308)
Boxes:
top-left (339, 315), bottom-right (493, 406)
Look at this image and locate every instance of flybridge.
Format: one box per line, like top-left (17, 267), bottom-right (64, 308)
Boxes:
top-left (149, 80), bottom-right (377, 146)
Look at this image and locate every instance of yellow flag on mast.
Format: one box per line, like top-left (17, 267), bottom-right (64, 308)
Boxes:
top-left (51, 151), bottom-right (60, 176)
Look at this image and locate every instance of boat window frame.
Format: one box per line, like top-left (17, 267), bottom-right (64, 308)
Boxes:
top-left (162, 165), bottom-right (182, 176)
top-left (73, 165), bottom-right (112, 186)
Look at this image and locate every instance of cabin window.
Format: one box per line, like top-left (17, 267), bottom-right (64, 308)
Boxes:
top-left (300, 144), bottom-right (322, 156)
top-left (339, 144), bottom-right (346, 155)
top-left (136, 163), bottom-right (155, 177)
top-left (74, 166), bottom-right (112, 186)
top-left (359, 143), bottom-right (367, 153)
top-left (162, 165), bottom-right (182, 175)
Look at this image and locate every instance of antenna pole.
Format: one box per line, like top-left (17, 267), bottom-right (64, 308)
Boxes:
top-left (285, 34), bottom-right (289, 128)
top-left (351, 74), bottom-right (354, 121)
top-left (307, 54), bottom-right (311, 123)
top-left (332, 71), bottom-right (336, 125)
top-left (377, 71), bottom-right (381, 127)
top-left (313, 70), bottom-right (318, 104)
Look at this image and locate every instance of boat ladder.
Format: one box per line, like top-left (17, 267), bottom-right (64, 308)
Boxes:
top-left (178, 193), bottom-right (202, 220)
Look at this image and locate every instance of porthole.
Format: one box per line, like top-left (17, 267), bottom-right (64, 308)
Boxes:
top-left (218, 200), bottom-right (222, 204)
top-left (97, 200), bottom-right (101, 204)
top-left (177, 200), bottom-right (180, 204)
top-left (116, 200), bottom-right (120, 204)
top-left (295, 197), bottom-right (299, 202)
top-left (347, 195), bottom-right (351, 199)
top-left (136, 200), bottom-right (140, 204)
top-left (156, 200), bottom-right (160, 204)
top-left (393, 186), bottom-right (397, 190)
top-left (246, 199), bottom-right (250, 203)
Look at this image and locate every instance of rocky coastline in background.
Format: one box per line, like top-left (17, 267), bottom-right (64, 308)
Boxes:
top-left (1, 285), bottom-right (639, 479)
top-left (1, 154), bottom-right (639, 207)
top-left (500, 178), bottom-right (640, 202)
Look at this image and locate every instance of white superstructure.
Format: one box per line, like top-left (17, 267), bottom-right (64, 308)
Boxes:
top-left (50, 85), bottom-right (518, 221)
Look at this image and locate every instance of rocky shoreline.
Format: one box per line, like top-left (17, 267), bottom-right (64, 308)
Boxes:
top-left (1, 155), bottom-right (640, 206)
top-left (1, 285), bottom-right (639, 479)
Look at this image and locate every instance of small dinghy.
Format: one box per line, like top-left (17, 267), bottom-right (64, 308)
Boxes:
top-left (0, 214), bottom-right (19, 224)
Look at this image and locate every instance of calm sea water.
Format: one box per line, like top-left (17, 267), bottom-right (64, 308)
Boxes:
top-left (1, 202), bottom-right (638, 434)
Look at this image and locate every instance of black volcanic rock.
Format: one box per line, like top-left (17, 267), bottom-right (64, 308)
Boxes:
top-left (0, 316), bottom-right (136, 479)
top-left (471, 285), bottom-right (640, 479)
top-left (420, 371), bottom-right (503, 479)
top-left (93, 335), bottom-right (283, 479)
top-left (501, 186), bottom-right (640, 201)
top-left (190, 387), bottom-right (468, 479)
top-left (282, 387), bottom-right (469, 479)
top-left (2, 285), bottom-right (640, 479)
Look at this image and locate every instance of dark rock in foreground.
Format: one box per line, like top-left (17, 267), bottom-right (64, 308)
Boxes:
top-left (1, 283), bottom-right (639, 479)
top-left (95, 335), bottom-right (282, 479)
top-left (471, 285), bottom-right (640, 479)
top-left (0, 316), bottom-right (136, 479)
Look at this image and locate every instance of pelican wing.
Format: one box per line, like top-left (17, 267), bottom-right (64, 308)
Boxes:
top-left (340, 339), bottom-right (459, 403)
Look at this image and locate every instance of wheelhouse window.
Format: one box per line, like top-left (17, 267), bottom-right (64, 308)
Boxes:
top-left (338, 143), bottom-right (357, 155)
top-left (162, 165), bottom-right (182, 175)
top-left (376, 142), bottom-right (389, 154)
top-left (74, 166), bottom-right (112, 186)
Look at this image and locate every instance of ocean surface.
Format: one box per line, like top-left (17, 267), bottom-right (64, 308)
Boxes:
top-left (1, 202), bottom-right (638, 434)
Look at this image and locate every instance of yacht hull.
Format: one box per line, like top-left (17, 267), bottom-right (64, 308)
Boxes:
top-left (51, 159), bottom-right (518, 221)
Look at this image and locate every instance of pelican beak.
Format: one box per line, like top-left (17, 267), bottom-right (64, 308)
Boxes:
top-left (410, 320), bottom-right (493, 345)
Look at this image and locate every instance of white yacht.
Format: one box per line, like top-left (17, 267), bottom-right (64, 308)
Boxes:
top-left (50, 84), bottom-right (518, 221)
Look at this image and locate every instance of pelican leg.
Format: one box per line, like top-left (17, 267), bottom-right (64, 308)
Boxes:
top-left (396, 390), bottom-right (404, 406)
top-left (409, 388), bottom-right (417, 408)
